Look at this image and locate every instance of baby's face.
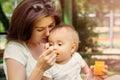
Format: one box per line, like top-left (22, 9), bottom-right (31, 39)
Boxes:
top-left (48, 28), bottom-right (75, 64)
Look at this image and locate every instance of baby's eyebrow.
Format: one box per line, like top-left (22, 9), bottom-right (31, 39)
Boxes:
top-left (57, 40), bottom-right (63, 43)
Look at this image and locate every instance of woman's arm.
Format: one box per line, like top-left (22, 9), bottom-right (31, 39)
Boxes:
top-left (29, 47), bottom-right (56, 80)
top-left (6, 46), bottom-right (56, 80)
top-left (6, 58), bottom-right (26, 80)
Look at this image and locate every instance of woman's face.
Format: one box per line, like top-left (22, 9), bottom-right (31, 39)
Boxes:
top-left (29, 16), bottom-right (55, 43)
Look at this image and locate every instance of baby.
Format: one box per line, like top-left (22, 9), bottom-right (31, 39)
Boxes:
top-left (42, 24), bottom-right (89, 80)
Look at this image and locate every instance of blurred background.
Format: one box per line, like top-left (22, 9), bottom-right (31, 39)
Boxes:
top-left (0, 0), bottom-right (120, 79)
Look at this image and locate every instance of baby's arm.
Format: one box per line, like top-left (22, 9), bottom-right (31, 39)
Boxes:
top-left (81, 63), bottom-right (90, 74)
top-left (41, 76), bottom-right (53, 80)
top-left (81, 63), bottom-right (90, 80)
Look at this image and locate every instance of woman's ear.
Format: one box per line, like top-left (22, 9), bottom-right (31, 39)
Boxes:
top-left (71, 43), bottom-right (77, 53)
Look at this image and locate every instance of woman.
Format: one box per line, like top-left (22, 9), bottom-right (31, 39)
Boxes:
top-left (3, 0), bottom-right (107, 80)
top-left (3, 0), bottom-right (61, 80)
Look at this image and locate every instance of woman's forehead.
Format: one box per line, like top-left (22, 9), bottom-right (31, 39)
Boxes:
top-left (34, 16), bottom-right (55, 26)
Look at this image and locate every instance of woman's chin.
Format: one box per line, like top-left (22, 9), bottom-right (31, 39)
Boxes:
top-left (41, 39), bottom-right (48, 43)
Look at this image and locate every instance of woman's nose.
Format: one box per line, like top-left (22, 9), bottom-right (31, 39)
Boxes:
top-left (45, 27), bottom-right (50, 36)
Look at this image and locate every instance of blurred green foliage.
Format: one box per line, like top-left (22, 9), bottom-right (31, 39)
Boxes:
top-left (0, 0), bottom-right (22, 32)
top-left (1, 0), bottom-right (14, 14)
top-left (0, 58), bottom-right (3, 63)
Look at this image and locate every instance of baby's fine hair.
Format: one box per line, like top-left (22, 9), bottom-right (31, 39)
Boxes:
top-left (51, 24), bottom-right (80, 51)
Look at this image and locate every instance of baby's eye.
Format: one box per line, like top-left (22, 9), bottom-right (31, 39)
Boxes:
top-left (58, 43), bottom-right (62, 46)
top-left (49, 43), bottom-right (53, 46)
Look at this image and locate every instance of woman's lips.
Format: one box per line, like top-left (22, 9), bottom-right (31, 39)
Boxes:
top-left (42, 38), bottom-right (48, 43)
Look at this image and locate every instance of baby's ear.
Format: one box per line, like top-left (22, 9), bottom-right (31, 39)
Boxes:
top-left (71, 43), bottom-right (77, 53)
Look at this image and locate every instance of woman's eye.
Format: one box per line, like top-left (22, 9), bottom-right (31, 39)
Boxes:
top-left (49, 23), bottom-right (55, 29)
top-left (37, 28), bottom-right (44, 32)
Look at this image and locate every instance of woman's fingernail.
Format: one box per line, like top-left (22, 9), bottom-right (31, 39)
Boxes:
top-left (45, 43), bottom-right (49, 50)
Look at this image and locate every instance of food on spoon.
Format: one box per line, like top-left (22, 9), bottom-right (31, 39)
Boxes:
top-left (55, 52), bottom-right (59, 55)
top-left (45, 43), bottom-right (59, 55)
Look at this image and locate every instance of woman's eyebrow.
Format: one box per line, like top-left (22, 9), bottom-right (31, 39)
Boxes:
top-left (35, 26), bottom-right (45, 28)
top-left (35, 22), bottom-right (55, 28)
top-left (50, 22), bottom-right (55, 25)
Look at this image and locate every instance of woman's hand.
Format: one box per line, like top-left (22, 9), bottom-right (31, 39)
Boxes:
top-left (37, 46), bottom-right (56, 71)
top-left (29, 47), bottom-right (56, 80)
top-left (86, 65), bottom-right (108, 80)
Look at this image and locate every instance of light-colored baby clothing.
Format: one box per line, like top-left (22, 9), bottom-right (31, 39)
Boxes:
top-left (43, 52), bottom-right (85, 80)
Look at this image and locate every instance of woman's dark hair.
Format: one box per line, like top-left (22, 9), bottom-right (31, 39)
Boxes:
top-left (7, 0), bottom-right (61, 42)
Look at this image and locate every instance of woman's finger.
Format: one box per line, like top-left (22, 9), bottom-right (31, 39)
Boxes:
top-left (45, 52), bottom-right (56, 66)
top-left (42, 46), bottom-right (54, 56)
top-left (103, 65), bottom-right (108, 75)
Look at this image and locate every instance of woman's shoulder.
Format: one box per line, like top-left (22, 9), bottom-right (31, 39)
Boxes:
top-left (5, 41), bottom-right (27, 50)
top-left (7, 41), bottom-right (24, 47)
top-left (4, 41), bottom-right (27, 56)
top-left (3, 41), bottom-right (29, 67)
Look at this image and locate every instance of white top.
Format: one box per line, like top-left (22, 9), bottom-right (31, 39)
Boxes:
top-left (3, 41), bottom-right (37, 80)
top-left (43, 52), bottom-right (85, 80)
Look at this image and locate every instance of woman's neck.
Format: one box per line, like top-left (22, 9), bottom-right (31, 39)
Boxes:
top-left (26, 41), bottom-right (45, 60)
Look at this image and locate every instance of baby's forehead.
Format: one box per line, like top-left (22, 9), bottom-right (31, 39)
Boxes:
top-left (50, 27), bottom-right (75, 41)
top-left (51, 27), bottom-right (73, 34)
top-left (50, 28), bottom-right (70, 37)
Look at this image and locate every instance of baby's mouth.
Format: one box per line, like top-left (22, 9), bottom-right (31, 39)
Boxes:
top-left (55, 52), bottom-right (59, 55)
top-left (45, 44), bottom-right (59, 55)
